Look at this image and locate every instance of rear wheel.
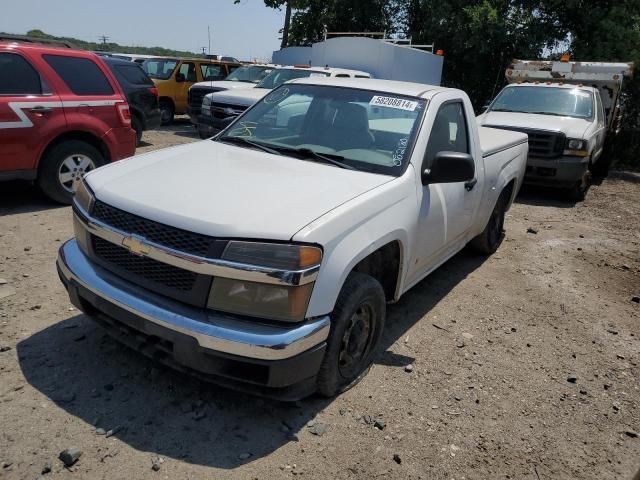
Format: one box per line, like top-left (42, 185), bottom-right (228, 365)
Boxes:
top-left (470, 192), bottom-right (506, 254)
top-left (131, 115), bottom-right (143, 145)
top-left (317, 272), bottom-right (386, 397)
top-left (38, 140), bottom-right (105, 204)
top-left (159, 100), bottom-right (174, 125)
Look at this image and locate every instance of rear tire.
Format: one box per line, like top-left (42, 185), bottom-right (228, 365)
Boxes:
top-left (37, 140), bottom-right (105, 204)
top-left (317, 272), bottom-right (386, 397)
top-left (132, 115), bottom-right (143, 146)
top-left (159, 100), bottom-right (174, 125)
top-left (470, 192), bottom-right (507, 255)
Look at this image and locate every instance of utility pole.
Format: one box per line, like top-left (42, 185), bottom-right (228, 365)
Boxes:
top-left (99, 35), bottom-right (109, 46)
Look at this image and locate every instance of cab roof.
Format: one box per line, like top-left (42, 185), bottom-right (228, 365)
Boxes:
top-left (288, 76), bottom-right (452, 99)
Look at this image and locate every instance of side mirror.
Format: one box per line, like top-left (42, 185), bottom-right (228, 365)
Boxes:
top-left (175, 73), bottom-right (185, 83)
top-left (422, 151), bottom-right (475, 186)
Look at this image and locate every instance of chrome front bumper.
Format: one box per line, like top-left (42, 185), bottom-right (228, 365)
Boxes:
top-left (56, 239), bottom-right (330, 362)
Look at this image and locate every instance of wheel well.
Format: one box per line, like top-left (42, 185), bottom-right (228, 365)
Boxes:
top-left (352, 241), bottom-right (401, 302)
top-left (159, 97), bottom-right (174, 109)
top-left (38, 131), bottom-right (110, 172)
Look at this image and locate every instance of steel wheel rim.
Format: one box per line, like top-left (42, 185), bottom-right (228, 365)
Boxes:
top-left (338, 302), bottom-right (375, 377)
top-left (58, 154), bottom-right (95, 193)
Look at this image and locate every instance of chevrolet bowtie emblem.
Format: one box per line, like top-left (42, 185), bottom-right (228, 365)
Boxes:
top-left (122, 235), bottom-right (151, 256)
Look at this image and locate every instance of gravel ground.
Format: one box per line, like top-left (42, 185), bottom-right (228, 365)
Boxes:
top-left (0, 120), bottom-right (639, 480)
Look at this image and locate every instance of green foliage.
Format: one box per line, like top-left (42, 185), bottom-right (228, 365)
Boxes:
top-left (18, 29), bottom-right (197, 57)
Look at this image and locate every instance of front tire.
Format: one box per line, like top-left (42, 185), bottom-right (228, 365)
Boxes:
top-left (37, 140), bottom-right (105, 204)
top-left (317, 272), bottom-right (386, 397)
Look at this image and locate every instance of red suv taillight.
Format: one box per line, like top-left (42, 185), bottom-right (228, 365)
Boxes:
top-left (149, 86), bottom-right (158, 97)
top-left (116, 102), bottom-right (132, 126)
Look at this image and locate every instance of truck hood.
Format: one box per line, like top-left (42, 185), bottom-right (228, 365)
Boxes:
top-left (477, 111), bottom-right (592, 139)
top-left (85, 140), bottom-right (392, 241)
top-left (208, 88), bottom-right (270, 107)
top-left (191, 80), bottom-right (258, 91)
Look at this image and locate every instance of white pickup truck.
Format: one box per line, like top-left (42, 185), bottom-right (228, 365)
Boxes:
top-left (57, 77), bottom-right (527, 400)
top-left (478, 58), bottom-right (633, 200)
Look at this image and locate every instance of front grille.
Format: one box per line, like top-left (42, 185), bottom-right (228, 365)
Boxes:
top-left (189, 87), bottom-right (225, 116)
top-left (92, 237), bottom-right (197, 291)
top-left (485, 125), bottom-right (565, 158)
top-left (92, 201), bottom-right (213, 257)
top-left (211, 102), bottom-right (248, 120)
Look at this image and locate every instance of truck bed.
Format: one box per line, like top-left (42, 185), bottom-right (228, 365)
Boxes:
top-left (478, 126), bottom-right (528, 157)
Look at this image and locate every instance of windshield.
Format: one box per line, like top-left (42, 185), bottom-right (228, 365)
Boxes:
top-left (255, 69), bottom-right (329, 90)
top-left (225, 65), bottom-right (273, 83)
top-left (142, 59), bottom-right (178, 80)
top-left (217, 84), bottom-right (426, 176)
top-left (490, 86), bottom-right (594, 119)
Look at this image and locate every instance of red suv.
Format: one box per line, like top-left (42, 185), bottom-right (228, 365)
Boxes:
top-left (0, 41), bottom-right (136, 203)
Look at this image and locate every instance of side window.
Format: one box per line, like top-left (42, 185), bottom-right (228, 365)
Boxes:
top-left (227, 64), bottom-right (240, 75)
top-left (200, 64), bottom-right (222, 81)
top-left (0, 53), bottom-right (42, 95)
top-left (115, 64), bottom-right (153, 86)
top-left (424, 102), bottom-right (469, 166)
top-left (44, 55), bottom-right (114, 95)
top-left (595, 92), bottom-right (605, 127)
top-left (178, 62), bottom-right (197, 82)
top-left (334, 73), bottom-right (350, 78)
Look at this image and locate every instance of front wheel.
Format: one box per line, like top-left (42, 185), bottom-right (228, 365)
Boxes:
top-left (317, 272), bottom-right (386, 397)
top-left (37, 140), bottom-right (105, 204)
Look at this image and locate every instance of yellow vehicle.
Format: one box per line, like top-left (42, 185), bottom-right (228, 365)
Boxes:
top-left (142, 57), bottom-right (241, 124)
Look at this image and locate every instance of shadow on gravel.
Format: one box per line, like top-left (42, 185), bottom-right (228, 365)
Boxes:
top-left (514, 184), bottom-right (578, 208)
top-left (0, 180), bottom-right (66, 216)
top-left (378, 248), bottom-right (487, 361)
top-left (17, 248), bottom-right (487, 468)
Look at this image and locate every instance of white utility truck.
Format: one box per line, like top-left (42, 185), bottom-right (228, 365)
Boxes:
top-left (195, 65), bottom-right (371, 138)
top-left (478, 58), bottom-right (633, 199)
top-left (57, 78), bottom-right (527, 400)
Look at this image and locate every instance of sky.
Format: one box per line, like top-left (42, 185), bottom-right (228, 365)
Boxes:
top-left (1, 0), bottom-right (286, 60)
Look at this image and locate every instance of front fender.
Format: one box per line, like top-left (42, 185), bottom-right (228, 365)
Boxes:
top-left (293, 171), bottom-right (417, 318)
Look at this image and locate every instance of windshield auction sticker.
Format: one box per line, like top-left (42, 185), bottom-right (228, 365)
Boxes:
top-left (370, 96), bottom-right (418, 111)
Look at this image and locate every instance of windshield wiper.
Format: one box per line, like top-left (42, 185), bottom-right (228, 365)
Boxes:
top-left (529, 111), bottom-right (572, 117)
top-left (490, 108), bottom-right (526, 113)
top-left (292, 148), bottom-right (355, 170)
top-left (218, 136), bottom-right (282, 156)
top-left (265, 145), bottom-right (355, 170)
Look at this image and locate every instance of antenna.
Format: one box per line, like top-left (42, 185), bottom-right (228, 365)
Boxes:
top-left (208, 26), bottom-right (211, 56)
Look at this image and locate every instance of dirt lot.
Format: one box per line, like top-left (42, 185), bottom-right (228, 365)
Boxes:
top-left (1, 120), bottom-right (639, 480)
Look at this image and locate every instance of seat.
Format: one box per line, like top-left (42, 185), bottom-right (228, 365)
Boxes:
top-left (310, 103), bottom-right (374, 151)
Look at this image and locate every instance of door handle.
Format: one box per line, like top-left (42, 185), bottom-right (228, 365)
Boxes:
top-left (464, 178), bottom-right (478, 191)
top-left (29, 106), bottom-right (53, 113)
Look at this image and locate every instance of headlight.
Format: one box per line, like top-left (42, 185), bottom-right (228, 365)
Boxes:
top-left (564, 139), bottom-right (589, 157)
top-left (566, 139), bottom-right (585, 150)
top-left (202, 95), bottom-right (212, 107)
top-left (74, 178), bottom-right (94, 212)
top-left (207, 242), bottom-right (322, 322)
top-left (222, 241), bottom-right (322, 269)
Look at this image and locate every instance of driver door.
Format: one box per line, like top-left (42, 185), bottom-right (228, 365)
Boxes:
top-left (407, 96), bottom-right (481, 284)
top-left (175, 62), bottom-right (196, 113)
